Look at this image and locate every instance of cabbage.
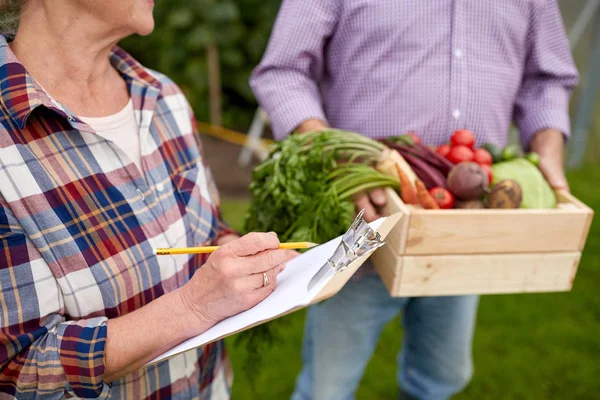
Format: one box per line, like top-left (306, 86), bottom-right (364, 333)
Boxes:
top-left (491, 158), bottom-right (557, 209)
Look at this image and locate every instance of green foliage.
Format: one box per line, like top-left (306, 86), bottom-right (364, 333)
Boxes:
top-left (243, 130), bottom-right (396, 244)
top-left (119, 0), bottom-right (282, 128)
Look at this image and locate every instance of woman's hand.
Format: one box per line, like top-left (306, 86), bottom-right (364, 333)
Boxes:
top-left (178, 232), bottom-right (298, 334)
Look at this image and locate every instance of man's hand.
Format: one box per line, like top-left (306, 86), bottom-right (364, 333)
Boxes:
top-left (530, 128), bottom-right (569, 192)
top-left (295, 118), bottom-right (329, 133)
top-left (295, 118), bottom-right (389, 221)
top-left (353, 188), bottom-right (387, 222)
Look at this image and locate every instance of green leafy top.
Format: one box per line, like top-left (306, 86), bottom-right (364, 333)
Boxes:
top-left (244, 129), bottom-right (397, 244)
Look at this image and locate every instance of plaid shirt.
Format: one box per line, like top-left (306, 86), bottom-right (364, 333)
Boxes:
top-left (0, 36), bottom-right (234, 399)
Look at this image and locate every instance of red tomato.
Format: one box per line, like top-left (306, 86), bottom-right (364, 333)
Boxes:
top-left (436, 144), bottom-right (451, 157)
top-left (446, 145), bottom-right (474, 164)
top-left (481, 164), bottom-right (493, 185)
top-left (407, 132), bottom-right (421, 144)
top-left (473, 148), bottom-right (493, 165)
top-left (429, 187), bottom-right (455, 209)
top-left (450, 129), bottom-right (476, 149)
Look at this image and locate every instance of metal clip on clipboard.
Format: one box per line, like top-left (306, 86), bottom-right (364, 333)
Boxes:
top-left (307, 209), bottom-right (386, 291)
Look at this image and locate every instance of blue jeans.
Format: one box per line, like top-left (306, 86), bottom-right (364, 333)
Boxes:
top-left (291, 273), bottom-right (479, 400)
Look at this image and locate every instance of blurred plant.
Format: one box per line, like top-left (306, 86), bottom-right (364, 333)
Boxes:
top-left (120, 0), bottom-right (281, 128)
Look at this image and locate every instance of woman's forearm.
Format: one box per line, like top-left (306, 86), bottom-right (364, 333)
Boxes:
top-left (104, 289), bottom-right (209, 382)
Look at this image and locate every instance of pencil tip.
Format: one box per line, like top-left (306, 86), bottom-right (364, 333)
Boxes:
top-left (307, 242), bottom-right (318, 248)
top-left (153, 248), bottom-right (157, 255)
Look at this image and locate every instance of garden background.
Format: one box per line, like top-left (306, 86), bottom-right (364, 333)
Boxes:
top-left (120, 1), bottom-right (599, 398)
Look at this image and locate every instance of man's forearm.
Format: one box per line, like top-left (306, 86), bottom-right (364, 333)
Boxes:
top-left (530, 128), bottom-right (569, 190)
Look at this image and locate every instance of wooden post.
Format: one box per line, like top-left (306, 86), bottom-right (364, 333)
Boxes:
top-left (207, 42), bottom-right (222, 126)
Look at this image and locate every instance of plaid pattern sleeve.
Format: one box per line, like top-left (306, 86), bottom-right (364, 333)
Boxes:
top-left (0, 36), bottom-right (232, 400)
top-left (0, 196), bottom-right (110, 399)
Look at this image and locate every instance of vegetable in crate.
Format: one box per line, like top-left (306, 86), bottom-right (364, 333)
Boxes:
top-left (473, 148), bottom-right (493, 165)
top-left (446, 145), bottom-right (474, 164)
top-left (480, 143), bottom-right (503, 163)
top-left (436, 144), bottom-right (451, 158)
top-left (384, 135), bottom-right (453, 190)
top-left (491, 158), bottom-right (557, 208)
top-left (501, 144), bottom-right (521, 161)
top-left (447, 162), bottom-right (489, 200)
top-left (415, 179), bottom-right (440, 209)
top-left (429, 187), bottom-right (455, 209)
top-left (487, 179), bottom-right (523, 209)
top-left (450, 129), bottom-right (476, 149)
top-left (525, 152), bottom-right (540, 166)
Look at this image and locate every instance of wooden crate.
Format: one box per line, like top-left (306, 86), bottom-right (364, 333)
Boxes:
top-left (371, 188), bottom-right (594, 297)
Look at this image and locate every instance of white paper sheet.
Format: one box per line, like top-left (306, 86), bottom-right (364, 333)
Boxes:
top-left (147, 218), bottom-right (385, 365)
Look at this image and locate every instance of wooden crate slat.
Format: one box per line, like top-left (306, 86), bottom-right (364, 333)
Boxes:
top-left (393, 252), bottom-right (581, 297)
top-left (404, 208), bottom-right (589, 255)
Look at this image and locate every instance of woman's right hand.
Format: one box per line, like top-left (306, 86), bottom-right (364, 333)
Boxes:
top-left (178, 232), bottom-right (298, 334)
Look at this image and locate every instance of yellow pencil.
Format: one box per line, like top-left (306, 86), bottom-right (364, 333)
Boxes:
top-left (154, 242), bottom-right (318, 256)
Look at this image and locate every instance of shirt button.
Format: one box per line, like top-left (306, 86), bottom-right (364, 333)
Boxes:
top-left (156, 182), bottom-right (165, 192)
top-left (452, 109), bottom-right (461, 120)
top-left (67, 115), bottom-right (75, 122)
top-left (136, 188), bottom-right (145, 200)
top-left (454, 48), bottom-right (463, 59)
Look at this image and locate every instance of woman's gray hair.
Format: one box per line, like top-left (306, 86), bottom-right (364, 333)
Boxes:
top-left (0, 0), bottom-right (25, 36)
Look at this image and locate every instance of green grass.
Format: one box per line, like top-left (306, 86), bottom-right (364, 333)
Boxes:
top-left (220, 164), bottom-right (600, 399)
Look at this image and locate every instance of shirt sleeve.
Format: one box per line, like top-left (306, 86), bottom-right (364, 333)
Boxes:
top-left (513, 0), bottom-right (580, 151)
top-left (249, 0), bottom-right (340, 140)
top-left (0, 201), bottom-right (110, 399)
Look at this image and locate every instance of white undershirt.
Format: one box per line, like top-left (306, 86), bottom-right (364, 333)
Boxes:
top-left (79, 99), bottom-right (142, 171)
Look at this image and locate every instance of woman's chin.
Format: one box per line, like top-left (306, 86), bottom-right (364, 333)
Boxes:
top-left (134, 20), bottom-right (155, 37)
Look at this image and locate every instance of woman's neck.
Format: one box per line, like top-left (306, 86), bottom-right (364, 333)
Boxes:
top-left (10, 4), bottom-right (131, 117)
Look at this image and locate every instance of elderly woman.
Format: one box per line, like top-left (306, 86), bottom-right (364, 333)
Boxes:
top-left (0, 1), bottom-right (296, 399)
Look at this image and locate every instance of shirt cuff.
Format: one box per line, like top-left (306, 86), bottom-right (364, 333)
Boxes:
top-left (216, 218), bottom-right (240, 240)
top-left (268, 97), bottom-right (327, 141)
top-left (517, 108), bottom-right (571, 151)
top-left (58, 317), bottom-right (109, 399)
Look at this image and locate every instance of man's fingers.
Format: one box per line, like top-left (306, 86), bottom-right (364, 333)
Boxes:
top-left (221, 232), bottom-right (280, 257)
top-left (369, 188), bottom-right (387, 207)
top-left (241, 249), bottom-right (298, 275)
top-left (354, 193), bottom-right (380, 222)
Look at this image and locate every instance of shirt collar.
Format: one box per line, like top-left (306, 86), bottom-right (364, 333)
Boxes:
top-left (0, 35), bottom-right (161, 129)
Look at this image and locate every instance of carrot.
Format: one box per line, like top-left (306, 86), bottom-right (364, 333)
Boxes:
top-left (415, 179), bottom-right (440, 209)
top-left (396, 164), bottom-right (419, 204)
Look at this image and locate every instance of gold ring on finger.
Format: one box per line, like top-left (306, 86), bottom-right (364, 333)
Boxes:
top-left (263, 272), bottom-right (269, 287)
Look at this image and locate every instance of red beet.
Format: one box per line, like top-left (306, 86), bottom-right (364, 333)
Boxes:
top-left (447, 162), bottom-right (489, 200)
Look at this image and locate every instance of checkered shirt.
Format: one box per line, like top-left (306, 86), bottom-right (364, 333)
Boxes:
top-left (250, 0), bottom-right (580, 281)
top-left (250, 0), bottom-right (579, 148)
top-left (0, 36), bottom-right (234, 399)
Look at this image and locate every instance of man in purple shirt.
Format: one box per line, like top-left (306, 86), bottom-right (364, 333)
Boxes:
top-left (250, 1), bottom-right (578, 399)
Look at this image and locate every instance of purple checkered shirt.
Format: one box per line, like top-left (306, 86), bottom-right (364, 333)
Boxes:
top-left (250, 0), bottom-right (579, 280)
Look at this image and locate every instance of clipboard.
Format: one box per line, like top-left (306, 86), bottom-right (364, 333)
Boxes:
top-left (146, 211), bottom-right (403, 366)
